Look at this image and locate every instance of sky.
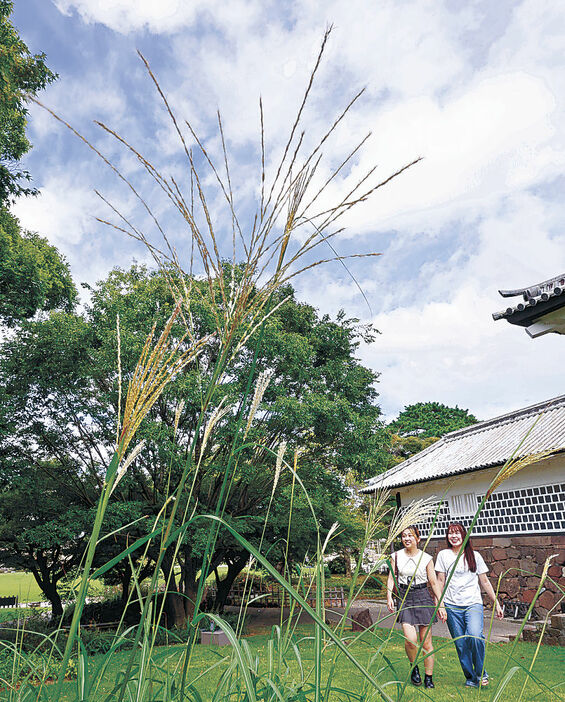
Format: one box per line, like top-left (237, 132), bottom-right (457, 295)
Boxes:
top-left (10, 0), bottom-right (565, 422)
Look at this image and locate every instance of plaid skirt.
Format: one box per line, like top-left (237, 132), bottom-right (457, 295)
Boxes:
top-left (395, 584), bottom-right (437, 627)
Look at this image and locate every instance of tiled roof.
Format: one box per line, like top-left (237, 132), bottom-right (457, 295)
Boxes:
top-left (362, 394), bottom-right (565, 492)
top-left (492, 273), bottom-right (565, 326)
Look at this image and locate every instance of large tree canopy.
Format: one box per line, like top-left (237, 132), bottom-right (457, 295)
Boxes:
top-left (0, 0), bottom-right (57, 202)
top-left (0, 208), bottom-right (77, 325)
top-left (0, 264), bottom-right (389, 621)
top-left (388, 401), bottom-right (478, 439)
top-left (385, 401), bottom-right (478, 467)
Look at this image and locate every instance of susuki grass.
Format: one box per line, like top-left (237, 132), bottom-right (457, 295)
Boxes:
top-left (1, 27), bottom-right (560, 702)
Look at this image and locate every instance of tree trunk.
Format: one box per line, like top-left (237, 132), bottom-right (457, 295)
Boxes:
top-left (45, 581), bottom-right (64, 618)
top-left (30, 553), bottom-right (64, 619)
top-left (120, 568), bottom-right (132, 603)
top-left (214, 554), bottom-right (248, 612)
top-left (161, 548), bottom-right (187, 629)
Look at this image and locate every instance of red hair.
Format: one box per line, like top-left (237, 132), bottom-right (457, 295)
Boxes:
top-left (446, 522), bottom-right (477, 572)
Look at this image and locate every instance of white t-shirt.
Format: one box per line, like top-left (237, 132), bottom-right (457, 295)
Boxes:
top-left (435, 549), bottom-right (488, 606)
top-left (393, 549), bottom-right (432, 585)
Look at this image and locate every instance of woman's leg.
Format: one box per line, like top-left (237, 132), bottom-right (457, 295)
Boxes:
top-left (401, 623), bottom-right (418, 664)
top-left (418, 626), bottom-right (434, 675)
top-left (464, 604), bottom-right (487, 680)
top-left (445, 606), bottom-right (475, 681)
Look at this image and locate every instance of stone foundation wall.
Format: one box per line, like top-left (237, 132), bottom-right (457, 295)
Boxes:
top-left (427, 534), bottom-right (565, 620)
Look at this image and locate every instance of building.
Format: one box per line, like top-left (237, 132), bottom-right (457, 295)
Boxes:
top-left (492, 272), bottom-right (565, 337)
top-left (362, 395), bottom-right (565, 618)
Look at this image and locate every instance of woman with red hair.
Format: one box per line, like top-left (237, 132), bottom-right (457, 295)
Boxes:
top-left (436, 522), bottom-right (503, 689)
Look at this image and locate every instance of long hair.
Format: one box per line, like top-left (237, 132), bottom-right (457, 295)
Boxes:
top-left (446, 522), bottom-right (476, 572)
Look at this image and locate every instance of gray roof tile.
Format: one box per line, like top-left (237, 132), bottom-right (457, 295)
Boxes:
top-left (362, 394), bottom-right (565, 492)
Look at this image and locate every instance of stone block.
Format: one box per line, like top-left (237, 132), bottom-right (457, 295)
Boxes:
top-left (352, 608), bottom-right (373, 631)
top-left (492, 538), bottom-right (511, 547)
top-left (200, 630), bottom-right (231, 646)
top-left (519, 559), bottom-right (536, 574)
top-left (476, 537), bottom-right (494, 547)
top-left (550, 613), bottom-right (565, 630)
top-left (492, 548), bottom-right (506, 561)
top-left (548, 565), bottom-right (562, 578)
top-left (506, 547), bottom-right (521, 558)
top-left (500, 578), bottom-right (520, 598)
top-left (534, 536), bottom-right (554, 546)
top-left (522, 589), bottom-right (537, 604)
top-left (537, 590), bottom-right (556, 610)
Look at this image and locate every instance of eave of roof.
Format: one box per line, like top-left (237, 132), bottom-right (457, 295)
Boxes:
top-left (492, 273), bottom-right (565, 326)
top-left (362, 393), bottom-right (565, 492)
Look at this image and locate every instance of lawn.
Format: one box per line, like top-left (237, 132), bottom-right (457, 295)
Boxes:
top-left (47, 625), bottom-right (564, 702)
top-left (0, 572), bottom-right (108, 604)
top-left (0, 571), bottom-right (44, 602)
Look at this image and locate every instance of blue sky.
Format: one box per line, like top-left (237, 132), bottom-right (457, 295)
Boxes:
top-left (11, 0), bottom-right (565, 421)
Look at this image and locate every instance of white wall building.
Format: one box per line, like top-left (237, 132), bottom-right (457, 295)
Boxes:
top-left (362, 394), bottom-right (565, 617)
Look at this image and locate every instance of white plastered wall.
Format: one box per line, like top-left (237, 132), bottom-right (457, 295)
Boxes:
top-left (395, 453), bottom-right (565, 505)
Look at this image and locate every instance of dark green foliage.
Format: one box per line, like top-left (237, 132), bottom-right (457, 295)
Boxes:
top-left (0, 0), bottom-right (57, 202)
top-left (62, 596), bottom-right (141, 627)
top-left (0, 208), bottom-right (77, 325)
top-left (0, 264), bottom-right (388, 619)
top-left (389, 401), bottom-right (478, 439)
top-left (327, 557), bottom-right (348, 575)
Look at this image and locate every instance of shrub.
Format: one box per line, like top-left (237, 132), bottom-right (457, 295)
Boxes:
top-left (0, 648), bottom-right (77, 683)
top-left (63, 596), bottom-right (141, 627)
top-left (328, 557), bottom-right (348, 575)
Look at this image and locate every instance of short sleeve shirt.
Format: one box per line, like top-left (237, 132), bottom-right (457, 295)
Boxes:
top-left (435, 549), bottom-right (488, 606)
top-left (393, 549), bottom-right (432, 585)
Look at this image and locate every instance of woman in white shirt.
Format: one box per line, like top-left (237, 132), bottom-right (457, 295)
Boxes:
top-left (387, 526), bottom-right (446, 689)
top-left (435, 522), bottom-right (503, 689)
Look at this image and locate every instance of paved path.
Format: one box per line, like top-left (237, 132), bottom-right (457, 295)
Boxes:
top-left (234, 600), bottom-right (524, 643)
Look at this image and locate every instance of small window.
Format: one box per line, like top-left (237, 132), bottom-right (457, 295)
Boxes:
top-left (449, 493), bottom-right (477, 517)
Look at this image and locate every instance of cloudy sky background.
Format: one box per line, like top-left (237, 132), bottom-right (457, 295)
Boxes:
top-left (11, 0), bottom-right (565, 421)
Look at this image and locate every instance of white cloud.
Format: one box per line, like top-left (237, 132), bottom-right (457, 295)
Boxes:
top-left (360, 192), bottom-right (565, 420)
top-left (22, 0), bottom-right (565, 429)
top-left (363, 283), bottom-right (565, 422)
top-left (53, 0), bottom-right (266, 34)
top-left (12, 177), bottom-right (99, 248)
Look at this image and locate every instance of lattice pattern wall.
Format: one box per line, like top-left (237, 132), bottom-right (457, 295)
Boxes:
top-left (407, 481), bottom-right (565, 538)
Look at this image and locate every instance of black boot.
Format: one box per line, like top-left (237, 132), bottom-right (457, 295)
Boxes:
top-left (424, 674), bottom-right (434, 689)
top-left (410, 665), bottom-right (422, 686)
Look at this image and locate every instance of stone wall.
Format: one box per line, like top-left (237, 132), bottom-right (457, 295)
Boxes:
top-left (522, 613), bottom-right (565, 646)
top-left (428, 534), bottom-right (565, 620)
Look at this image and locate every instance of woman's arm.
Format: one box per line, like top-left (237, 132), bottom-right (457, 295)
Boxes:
top-left (427, 560), bottom-right (446, 621)
top-left (386, 570), bottom-right (396, 613)
top-left (478, 572), bottom-right (504, 619)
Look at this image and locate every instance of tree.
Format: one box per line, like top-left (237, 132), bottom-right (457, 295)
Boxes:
top-left (385, 401), bottom-right (478, 467)
top-left (0, 0), bottom-right (57, 202)
top-left (388, 401), bottom-right (478, 439)
top-left (0, 208), bottom-right (77, 325)
top-left (0, 264), bottom-right (389, 623)
top-left (0, 457), bottom-right (92, 617)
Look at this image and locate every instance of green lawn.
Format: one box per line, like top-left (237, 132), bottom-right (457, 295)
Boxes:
top-left (0, 571), bottom-right (44, 601)
top-left (47, 626), bottom-right (565, 702)
top-left (0, 572), bottom-right (108, 604)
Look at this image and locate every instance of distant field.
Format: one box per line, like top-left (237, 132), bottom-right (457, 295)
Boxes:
top-left (0, 572), bottom-right (108, 604)
top-left (0, 571), bottom-right (43, 601)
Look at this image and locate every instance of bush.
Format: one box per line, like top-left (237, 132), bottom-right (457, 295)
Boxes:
top-left (63, 596), bottom-right (141, 627)
top-left (0, 616), bottom-right (64, 653)
top-left (0, 647), bottom-right (77, 683)
top-left (364, 575), bottom-right (383, 591)
top-left (327, 557), bottom-right (348, 575)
